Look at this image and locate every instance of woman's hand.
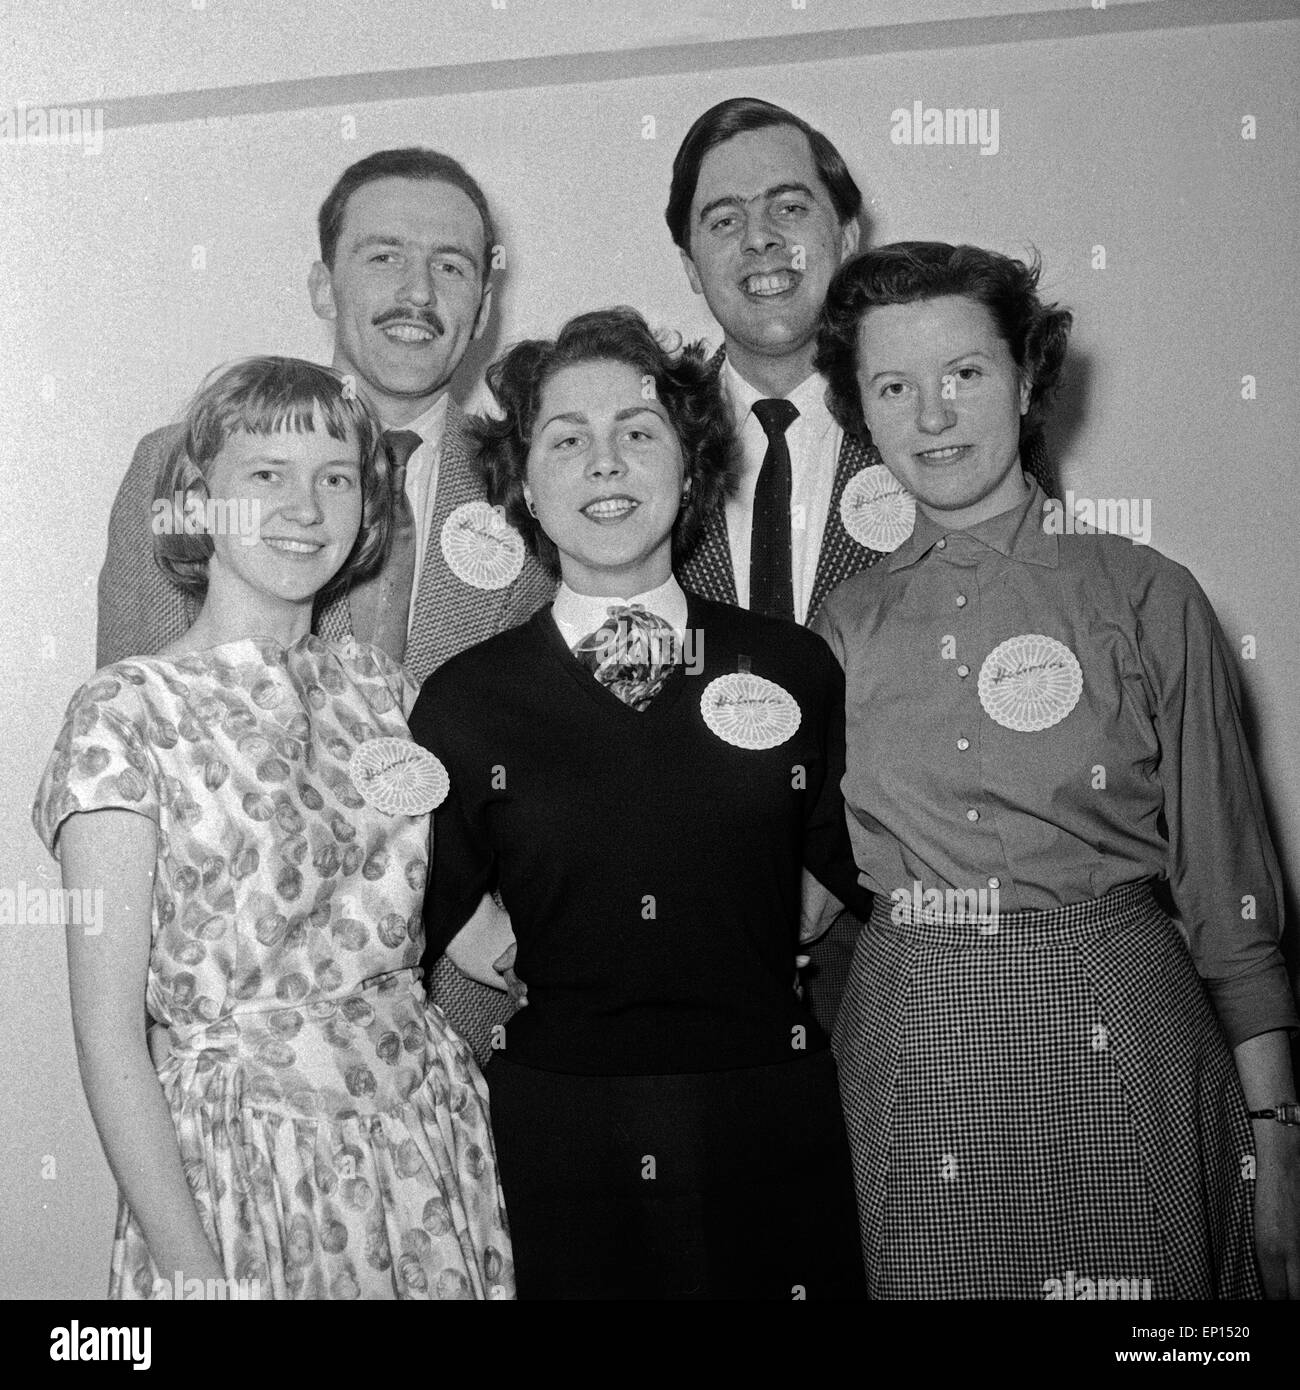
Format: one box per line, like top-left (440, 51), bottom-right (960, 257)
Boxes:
top-left (1232, 1029), bottom-right (1300, 1298)
top-left (1252, 1124), bottom-right (1300, 1299)
top-left (446, 891), bottom-right (519, 994)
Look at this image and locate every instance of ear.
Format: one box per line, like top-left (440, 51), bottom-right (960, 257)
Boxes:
top-left (679, 248), bottom-right (705, 297)
top-left (308, 262), bottom-right (337, 323)
top-left (838, 219), bottom-right (861, 262)
top-left (1018, 373), bottom-right (1032, 415)
top-left (471, 281), bottom-right (494, 342)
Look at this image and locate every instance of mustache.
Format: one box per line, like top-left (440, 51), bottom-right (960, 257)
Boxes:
top-left (373, 308), bottom-right (445, 336)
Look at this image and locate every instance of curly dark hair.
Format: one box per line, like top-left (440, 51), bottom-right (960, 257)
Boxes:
top-left (814, 242), bottom-right (1072, 442)
top-left (471, 307), bottom-right (735, 577)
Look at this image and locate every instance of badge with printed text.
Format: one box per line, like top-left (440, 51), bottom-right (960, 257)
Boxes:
top-left (349, 737), bottom-right (449, 815)
top-left (440, 501), bottom-right (525, 590)
top-left (978, 634), bottom-right (1083, 733)
top-left (700, 672), bottom-right (801, 750)
top-left (840, 464), bottom-right (916, 553)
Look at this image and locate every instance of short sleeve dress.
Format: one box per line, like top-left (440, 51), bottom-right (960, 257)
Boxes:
top-left (33, 634), bottom-right (513, 1300)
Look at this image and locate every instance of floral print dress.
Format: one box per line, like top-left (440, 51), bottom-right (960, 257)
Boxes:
top-left (33, 635), bottom-right (513, 1300)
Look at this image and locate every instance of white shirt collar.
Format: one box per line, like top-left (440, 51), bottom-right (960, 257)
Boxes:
top-left (552, 575), bottom-right (688, 650)
top-left (387, 392), bottom-right (449, 450)
top-left (720, 357), bottom-right (833, 434)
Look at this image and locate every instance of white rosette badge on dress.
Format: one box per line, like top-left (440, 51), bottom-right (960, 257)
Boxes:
top-left (441, 501), bottom-right (525, 590)
top-left (840, 464), bottom-right (916, 553)
top-left (700, 672), bottom-right (801, 751)
top-left (349, 738), bottom-right (450, 815)
top-left (978, 634), bottom-right (1083, 733)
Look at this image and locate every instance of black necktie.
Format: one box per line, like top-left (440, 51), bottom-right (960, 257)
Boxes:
top-left (749, 398), bottom-right (800, 621)
top-left (349, 429), bottom-right (422, 663)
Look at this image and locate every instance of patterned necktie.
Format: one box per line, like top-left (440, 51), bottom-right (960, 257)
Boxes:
top-left (572, 603), bottom-right (680, 711)
top-left (749, 398), bottom-right (800, 621)
top-left (349, 428), bottom-right (422, 664)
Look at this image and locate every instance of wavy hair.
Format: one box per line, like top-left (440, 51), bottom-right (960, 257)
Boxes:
top-left (666, 97), bottom-right (862, 252)
top-left (814, 242), bottom-right (1073, 442)
top-left (471, 307), bottom-right (735, 577)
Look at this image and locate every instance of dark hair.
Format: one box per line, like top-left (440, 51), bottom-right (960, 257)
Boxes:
top-left (472, 308), bottom-right (735, 576)
top-left (666, 97), bottom-right (862, 252)
top-left (154, 355), bottom-right (390, 597)
top-left (814, 241), bottom-right (1073, 441)
top-left (317, 147), bottom-right (496, 281)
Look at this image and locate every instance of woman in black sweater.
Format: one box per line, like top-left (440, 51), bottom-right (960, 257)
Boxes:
top-left (408, 308), bottom-right (869, 1299)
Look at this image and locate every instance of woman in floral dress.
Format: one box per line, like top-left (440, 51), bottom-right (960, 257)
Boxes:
top-left (33, 356), bottom-right (512, 1299)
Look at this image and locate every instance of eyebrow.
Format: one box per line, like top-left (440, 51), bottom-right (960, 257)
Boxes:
top-left (696, 182), bottom-right (819, 226)
top-left (538, 404), bottom-right (667, 431)
top-left (350, 233), bottom-right (481, 269)
top-left (864, 350), bottom-right (995, 385)
top-left (239, 453), bottom-right (360, 468)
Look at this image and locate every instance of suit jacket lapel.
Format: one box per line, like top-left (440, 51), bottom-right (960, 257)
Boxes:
top-left (807, 430), bottom-right (888, 623)
top-left (679, 501), bottom-right (738, 606)
top-left (403, 400), bottom-right (509, 686)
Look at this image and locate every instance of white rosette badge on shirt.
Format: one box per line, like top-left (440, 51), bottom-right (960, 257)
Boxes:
top-left (701, 672), bottom-right (801, 750)
top-left (349, 737), bottom-right (449, 815)
top-left (840, 464), bottom-right (916, 553)
top-left (441, 501), bottom-right (525, 590)
top-left (978, 634), bottom-right (1083, 733)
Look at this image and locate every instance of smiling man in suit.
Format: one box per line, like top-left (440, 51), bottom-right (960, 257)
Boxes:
top-left (96, 147), bottom-right (556, 1062)
top-left (667, 98), bottom-right (1053, 1031)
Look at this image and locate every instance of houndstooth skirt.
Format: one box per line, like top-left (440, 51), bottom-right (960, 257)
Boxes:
top-left (833, 882), bottom-right (1261, 1299)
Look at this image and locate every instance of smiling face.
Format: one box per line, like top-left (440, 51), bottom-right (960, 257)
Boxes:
top-left (308, 176), bottom-right (491, 425)
top-left (856, 294), bottom-right (1032, 530)
top-left (204, 418), bottom-right (364, 615)
top-left (681, 124), bottom-right (858, 393)
top-left (523, 359), bottom-right (686, 598)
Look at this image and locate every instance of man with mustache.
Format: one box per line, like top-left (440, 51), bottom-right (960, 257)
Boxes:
top-left (668, 99), bottom-right (1054, 1031)
top-left (96, 147), bottom-right (556, 1062)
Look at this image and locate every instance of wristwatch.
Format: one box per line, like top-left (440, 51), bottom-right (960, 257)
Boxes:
top-left (1247, 1102), bottom-right (1300, 1126)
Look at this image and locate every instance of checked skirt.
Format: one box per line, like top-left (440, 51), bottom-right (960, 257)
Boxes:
top-left (833, 882), bottom-right (1261, 1299)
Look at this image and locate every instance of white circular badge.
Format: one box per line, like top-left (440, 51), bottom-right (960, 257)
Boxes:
top-left (978, 634), bottom-right (1083, 733)
top-left (700, 673), bottom-right (801, 750)
top-left (839, 465), bottom-right (916, 553)
top-left (440, 502), bottom-right (525, 590)
top-left (348, 738), bottom-right (449, 815)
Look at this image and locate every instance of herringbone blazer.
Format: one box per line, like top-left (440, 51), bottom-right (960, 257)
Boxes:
top-left (95, 401), bottom-right (556, 687)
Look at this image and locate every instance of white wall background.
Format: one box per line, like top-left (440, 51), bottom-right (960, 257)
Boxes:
top-left (2, 1), bottom-right (1297, 1297)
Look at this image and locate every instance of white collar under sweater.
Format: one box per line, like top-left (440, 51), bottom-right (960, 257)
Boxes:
top-left (551, 575), bottom-right (688, 650)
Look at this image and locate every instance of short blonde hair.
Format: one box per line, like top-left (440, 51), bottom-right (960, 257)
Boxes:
top-left (153, 355), bottom-right (390, 597)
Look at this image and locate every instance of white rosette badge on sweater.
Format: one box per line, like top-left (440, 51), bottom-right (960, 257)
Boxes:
top-left (978, 634), bottom-right (1083, 733)
top-left (349, 737), bottom-right (449, 815)
top-left (441, 501), bottom-right (525, 590)
top-left (701, 672), bottom-right (801, 750)
top-left (840, 464), bottom-right (916, 553)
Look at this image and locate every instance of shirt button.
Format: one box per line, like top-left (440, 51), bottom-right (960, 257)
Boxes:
top-left (957, 737), bottom-right (970, 751)
top-left (988, 876), bottom-right (1000, 889)
top-left (955, 594), bottom-right (967, 608)
top-left (936, 538), bottom-right (947, 550)
top-left (956, 664), bottom-right (970, 678)
top-left (966, 808), bottom-right (980, 822)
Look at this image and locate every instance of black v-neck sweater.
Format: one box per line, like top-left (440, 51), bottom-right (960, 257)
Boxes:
top-left (409, 592), bottom-right (870, 1075)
